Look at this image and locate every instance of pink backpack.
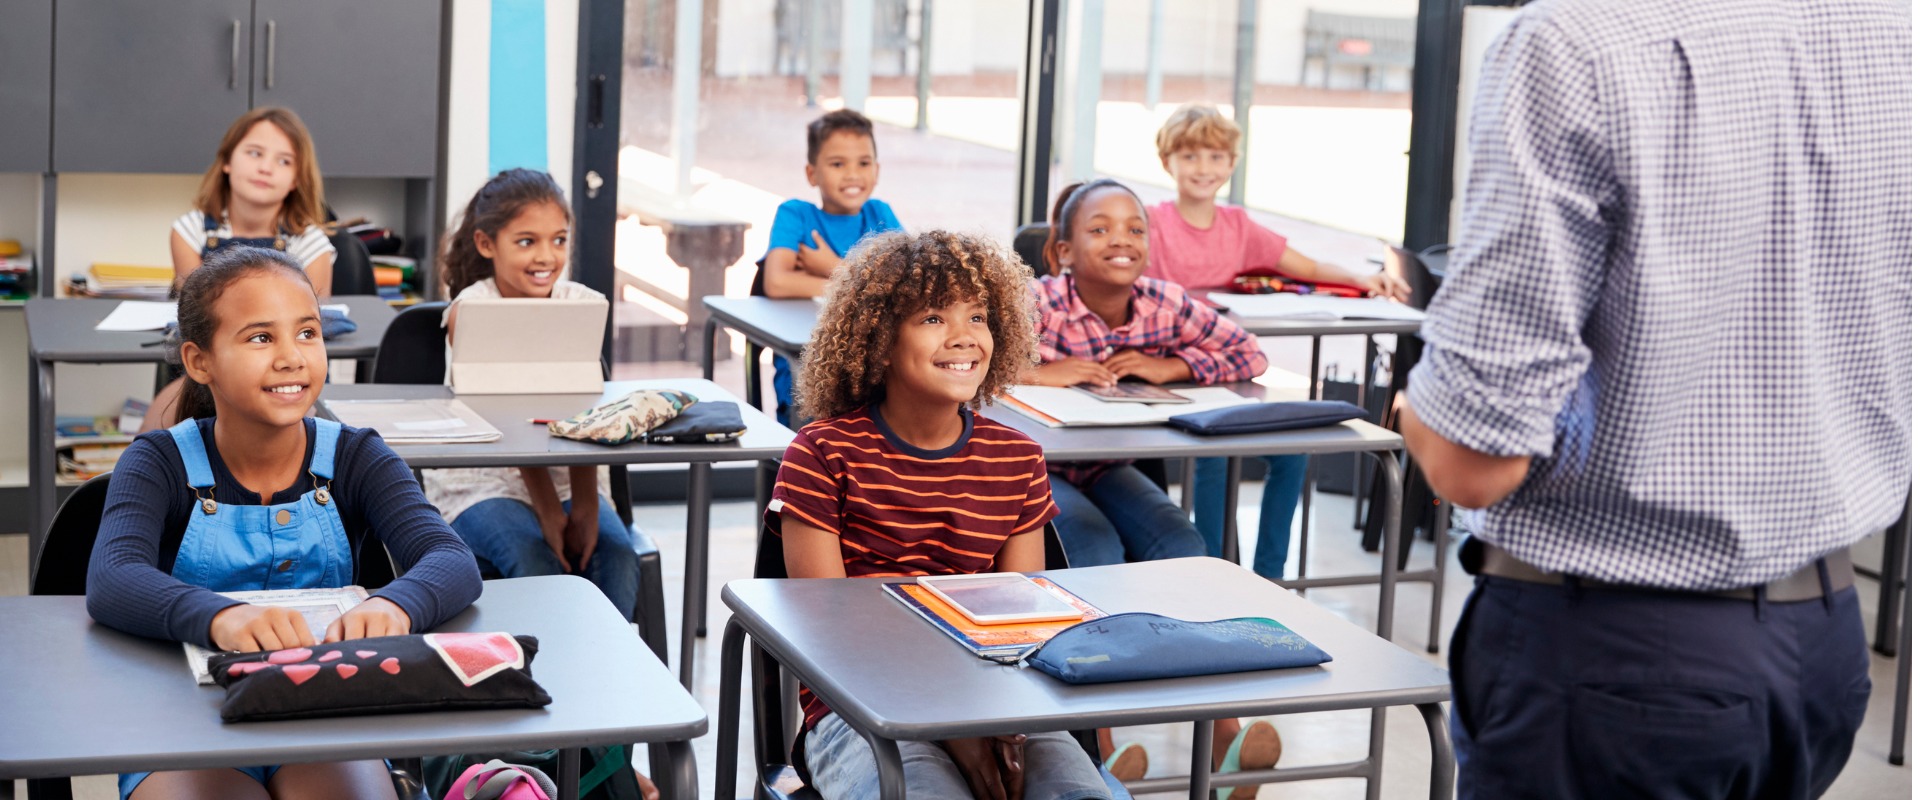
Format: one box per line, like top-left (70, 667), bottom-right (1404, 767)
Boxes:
top-left (444, 759), bottom-right (559, 800)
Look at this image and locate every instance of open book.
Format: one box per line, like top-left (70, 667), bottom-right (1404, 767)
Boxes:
top-left (321, 398), bottom-right (502, 444)
top-left (999, 385), bottom-right (1257, 427)
top-left (185, 586), bottom-right (369, 685)
top-left (1207, 292), bottom-right (1427, 323)
top-left (883, 577), bottom-right (1104, 663)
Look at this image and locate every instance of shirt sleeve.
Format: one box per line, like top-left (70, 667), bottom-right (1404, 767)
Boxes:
top-left (1010, 447), bottom-right (1059, 535)
top-left (763, 200), bottom-right (813, 258)
top-left (287, 225), bottom-right (337, 268)
top-left (1029, 279), bottom-right (1072, 364)
top-left (770, 429), bottom-right (845, 536)
top-left (1406, 16), bottom-right (1612, 458)
top-left (338, 430), bottom-right (483, 630)
top-left (86, 436), bottom-right (243, 648)
top-left (1242, 211), bottom-right (1291, 271)
top-left (172, 211), bottom-right (205, 251)
top-left (1166, 287), bottom-right (1269, 384)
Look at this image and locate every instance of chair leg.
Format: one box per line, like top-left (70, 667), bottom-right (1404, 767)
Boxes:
top-left (632, 526), bottom-right (670, 665)
top-left (1893, 551), bottom-right (1912, 766)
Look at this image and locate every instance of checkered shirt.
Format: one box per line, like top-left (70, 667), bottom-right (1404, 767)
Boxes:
top-left (1409, 0), bottom-right (1912, 590)
top-left (1032, 273), bottom-right (1269, 486)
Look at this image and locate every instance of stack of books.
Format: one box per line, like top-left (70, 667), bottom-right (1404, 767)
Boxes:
top-left (74, 263), bottom-right (172, 300)
top-left (370, 255), bottom-right (418, 305)
top-left (0, 246), bottom-right (31, 301)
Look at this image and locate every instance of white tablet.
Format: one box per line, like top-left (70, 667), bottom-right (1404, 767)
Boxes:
top-left (915, 573), bottom-right (1083, 625)
top-left (449, 297), bottom-right (608, 394)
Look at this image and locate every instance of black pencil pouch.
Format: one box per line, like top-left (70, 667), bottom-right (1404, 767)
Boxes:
top-left (643, 400), bottom-right (746, 443)
top-left (1166, 400), bottom-right (1367, 436)
top-left (1021, 613), bottom-right (1331, 685)
top-left (209, 632), bottom-right (551, 723)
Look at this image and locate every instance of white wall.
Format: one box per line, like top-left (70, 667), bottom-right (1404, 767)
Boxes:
top-left (716, 0), bottom-right (779, 77)
top-left (444, 0), bottom-right (580, 232)
top-left (52, 174), bottom-right (199, 288)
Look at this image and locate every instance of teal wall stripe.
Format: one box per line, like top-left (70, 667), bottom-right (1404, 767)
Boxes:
top-left (489, 0), bottom-right (549, 175)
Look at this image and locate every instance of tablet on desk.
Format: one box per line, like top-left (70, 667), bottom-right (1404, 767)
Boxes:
top-left (449, 297), bottom-right (608, 394)
top-left (915, 573), bottom-right (1085, 625)
top-left (1072, 382), bottom-right (1192, 404)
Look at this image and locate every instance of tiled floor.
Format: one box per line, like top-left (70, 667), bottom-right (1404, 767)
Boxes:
top-left (3, 484), bottom-right (1910, 798)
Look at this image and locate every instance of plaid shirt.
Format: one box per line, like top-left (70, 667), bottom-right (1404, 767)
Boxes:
top-left (1409, 0), bottom-right (1911, 590)
top-left (1032, 273), bottom-right (1268, 486)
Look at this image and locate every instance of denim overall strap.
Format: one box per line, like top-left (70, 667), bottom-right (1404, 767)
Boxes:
top-left (310, 418), bottom-right (340, 481)
top-left (166, 419), bottom-right (217, 490)
top-left (200, 212), bottom-right (289, 256)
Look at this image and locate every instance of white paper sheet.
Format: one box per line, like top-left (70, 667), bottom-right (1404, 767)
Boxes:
top-left (1207, 292), bottom-right (1428, 323)
top-left (94, 300), bottom-right (178, 331)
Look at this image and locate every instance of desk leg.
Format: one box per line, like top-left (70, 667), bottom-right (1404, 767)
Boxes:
top-left (1876, 495), bottom-right (1910, 656)
top-left (1364, 706), bottom-right (1386, 800)
top-left (1187, 719), bottom-right (1214, 800)
top-left (679, 463), bottom-right (713, 686)
top-left (658, 740), bottom-right (699, 800)
top-left (745, 343), bottom-right (765, 412)
top-left (1418, 702), bottom-right (1457, 800)
top-left (1179, 457), bottom-right (1195, 514)
top-left (1221, 457), bottom-right (1243, 565)
top-left (866, 734), bottom-right (907, 800)
top-left (715, 619), bottom-right (747, 800)
top-left (27, 358), bottom-right (54, 580)
top-left (1354, 336), bottom-right (1377, 529)
top-left (24, 779), bottom-right (70, 800)
top-left (1373, 452), bottom-right (1405, 641)
top-left (558, 747), bottom-right (580, 800)
top-left (701, 318), bottom-right (720, 380)
top-left (1428, 500), bottom-right (1451, 654)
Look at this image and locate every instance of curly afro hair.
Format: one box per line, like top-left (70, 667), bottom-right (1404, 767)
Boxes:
top-left (798, 230), bottom-right (1038, 421)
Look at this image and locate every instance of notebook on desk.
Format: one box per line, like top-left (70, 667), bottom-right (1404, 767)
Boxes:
top-left (999, 385), bottom-right (1257, 427)
top-left (449, 298), bottom-right (607, 394)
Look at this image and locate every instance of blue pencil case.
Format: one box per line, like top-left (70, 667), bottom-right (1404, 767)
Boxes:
top-left (1021, 612), bottom-right (1332, 685)
top-left (1167, 400), bottom-right (1367, 436)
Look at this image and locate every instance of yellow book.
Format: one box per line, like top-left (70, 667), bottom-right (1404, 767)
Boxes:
top-left (90, 263), bottom-right (174, 282)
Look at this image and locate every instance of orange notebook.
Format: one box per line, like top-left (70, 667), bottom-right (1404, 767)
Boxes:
top-left (882, 577), bottom-right (1105, 663)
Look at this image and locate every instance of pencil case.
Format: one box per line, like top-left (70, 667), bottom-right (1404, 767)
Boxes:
top-left (642, 400), bottom-right (745, 443)
top-left (1166, 400), bottom-right (1367, 436)
top-left (546, 389), bottom-right (697, 445)
top-left (208, 632), bottom-right (552, 723)
top-left (1020, 613), bottom-right (1331, 684)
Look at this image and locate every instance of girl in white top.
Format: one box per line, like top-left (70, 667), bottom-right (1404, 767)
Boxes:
top-left (427, 168), bottom-right (642, 624)
top-left (144, 107), bottom-right (338, 431)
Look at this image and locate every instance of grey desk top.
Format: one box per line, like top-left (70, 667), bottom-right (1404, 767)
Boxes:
top-left (722, 557), bottom-right (1451, 741)
top-left (982, 382), bottom-right (1402, 460)
top-left (0, 575), bottom-right (707, 780)
top-left (320, 378), bottom-right (796, 468)
top-left (701, 295), bottom-right (1422, 354)
top-left (25, 296), bottom-right (398, 362)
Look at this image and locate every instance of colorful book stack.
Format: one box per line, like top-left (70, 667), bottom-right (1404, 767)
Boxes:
top-left (0, 241), bottom-right (30, 301)
top-left (76, 262), bottom-right (173, 300)
top-left (371, 255), bottom-right (419, 306)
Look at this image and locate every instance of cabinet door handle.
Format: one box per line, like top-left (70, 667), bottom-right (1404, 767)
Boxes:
top-left (229, 19), bottom-right (241, 89)
top-left (265, 20), bottom-right (277, 89)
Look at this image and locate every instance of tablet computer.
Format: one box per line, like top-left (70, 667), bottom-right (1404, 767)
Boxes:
top-left (1071, 382), bottom-right (1192, 404)
top-left (449, 297), bottom-right (608, 395)
top-left (914, 573), bottom-right (1084, 625)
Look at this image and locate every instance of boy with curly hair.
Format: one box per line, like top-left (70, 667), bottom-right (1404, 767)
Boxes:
top-left (767, 230), bottom-right (1113, 800)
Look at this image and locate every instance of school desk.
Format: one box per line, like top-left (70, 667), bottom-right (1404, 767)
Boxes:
top-left (0, 575), bottom-right (705, 800)
top-left (319, 378), bottom-right (797, 686)
top-left (713, 557), bottom-right (1453, 800)
top-left (22, 296), bottom-right (397, 578)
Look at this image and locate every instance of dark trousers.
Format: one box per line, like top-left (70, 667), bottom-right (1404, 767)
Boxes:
top-left (1450, 573), bottom-right (1872, 799)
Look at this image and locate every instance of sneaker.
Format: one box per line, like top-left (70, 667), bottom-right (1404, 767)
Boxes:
top-left (1216, 720), bottom-right (1282, 800)
top-left (1104, 741), bottom-right (1149, 783)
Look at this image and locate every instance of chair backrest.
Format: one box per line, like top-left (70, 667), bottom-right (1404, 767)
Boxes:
top-left (1383, 244), bottom-right (1445, 311)
top-left (371, 301), bottom-right (451, 384)
top-left (1012, 222), bottom-right (1051, 279)
top-left (33, 473), bottom-right (113, 596)
top-left (329, 230), bottom-right (380, 297)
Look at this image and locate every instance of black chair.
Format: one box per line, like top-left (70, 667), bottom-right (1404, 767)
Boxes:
top-left (329, 230), bottom-right (380, 297)
top-left (1012, 222), bottom-right (1051, 279)
top-left (1382, 243), bottom-right (1446, 311)
top-left (369, 301), bottom-right (671, 663)
top-left (733, 518), bottom-right (1118, 800)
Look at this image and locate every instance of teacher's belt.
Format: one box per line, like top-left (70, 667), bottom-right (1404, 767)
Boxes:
top-left (1471, 540), bottom-right (1851, 603)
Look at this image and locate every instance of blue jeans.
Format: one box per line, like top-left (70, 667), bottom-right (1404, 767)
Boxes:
top-left (1050, 467), bottom-right (1207, 567)
top-left (806, 713), bottom-right (1113, 800)
top-left (451, 496), bottom-right (641, 622)
top-left (1193, 455), bottom-right (1309, 579)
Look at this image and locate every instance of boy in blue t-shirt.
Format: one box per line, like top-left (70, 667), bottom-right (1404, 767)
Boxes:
top-left (756, 109), bottom-right (903, 424)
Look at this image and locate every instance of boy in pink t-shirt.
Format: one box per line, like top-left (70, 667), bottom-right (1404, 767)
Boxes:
top-left (1145, 103), bottom-right (1409, 579)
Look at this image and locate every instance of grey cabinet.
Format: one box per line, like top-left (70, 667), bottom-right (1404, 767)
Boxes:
top-left (53, 0), bottom-right (253, 173)
top-left (0, 0), bottom-right (54, 172)
top-left (52, 0), bottom-right (441, 177)
top-left (252, 0), bottom-right (441, 177)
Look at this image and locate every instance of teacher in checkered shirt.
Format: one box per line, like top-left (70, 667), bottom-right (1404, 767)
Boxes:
top-left (1399, 0), bottom-right (1910, 797)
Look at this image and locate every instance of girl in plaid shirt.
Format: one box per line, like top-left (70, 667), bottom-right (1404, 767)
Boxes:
top-left (1024, 179), bottom-right (1279, 795)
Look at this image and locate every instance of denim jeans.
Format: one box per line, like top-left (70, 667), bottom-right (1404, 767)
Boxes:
top-left (805, 713), bottom-right (1112, 800)
top-left (1192, 455), bottom-right (1309, 579)
top-left (450, 496), bottom-right (640, 622)
top-left (1049, 466), bottom-right (1207, 567)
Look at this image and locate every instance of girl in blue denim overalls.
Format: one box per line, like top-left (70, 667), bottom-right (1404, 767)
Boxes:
top-left (144, 106), bottom-right (338, 434)
top-left (87, 247), bottom-right (481, 800)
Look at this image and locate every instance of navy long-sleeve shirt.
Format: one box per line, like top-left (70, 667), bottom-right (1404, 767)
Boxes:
top-left (87, 417), bottom-right (483, 648)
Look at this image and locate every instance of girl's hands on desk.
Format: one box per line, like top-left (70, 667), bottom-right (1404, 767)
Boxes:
top-left (325, 597), bottom-right (412, 642)
top-left (1360, 270), bottom-right (1412, 303)
top-left (940, 735), bottom-right (1027, 800)
top-left (563, 504), bottom-right (601, 574)
top-left (1103, 350), bottom-right (1192, 384)
top-left (1024, 359), bottom-right (1117, 388)
top-left (210, 603), bottom-right (316, 652)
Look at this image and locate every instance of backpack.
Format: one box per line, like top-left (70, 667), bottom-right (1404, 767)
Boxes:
top-left (445, 760), bottom-right (558, 800)
top-left (426, 746), bottom-right (647, 800)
